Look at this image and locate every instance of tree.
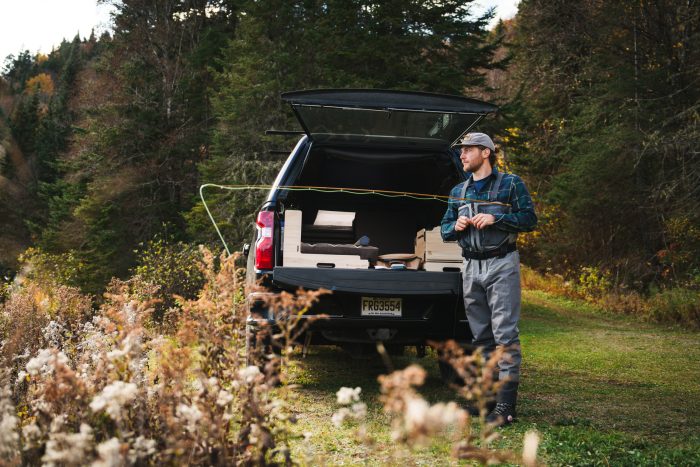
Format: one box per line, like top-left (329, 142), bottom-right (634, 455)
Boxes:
top-left (36, 0), bottom-right (240, 291)
top-left (508, 0), bottom-right (700, 287)
top-left (2, 51), bottom-right (36, 93)
top-left (190, 0), bottom-right (504, 250)
top-left (24, 73), bottom-right (55, 97)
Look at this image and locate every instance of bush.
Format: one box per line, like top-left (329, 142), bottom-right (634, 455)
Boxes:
top-left (0, 281), bottom-right (92, 372)
top-left (522, 265), bottom-right (700, 329)
top-left (575, 266), bottom-right (612, 299)
top-left (16, 247), bottom-right (85, 289)
top-left (648, 288), bottom-right (700, 329)
top-left (131, 236), bottom-right (205, 321)
top-left (1, 249), bottom-right (327, 465)
top-left (521, 265), bottom-right (570, 297)
top-left (596, 290), bottom-right (647, 318)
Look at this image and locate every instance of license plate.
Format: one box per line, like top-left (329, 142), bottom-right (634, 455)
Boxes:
top-left (361, 297), bottom-right (402, 317)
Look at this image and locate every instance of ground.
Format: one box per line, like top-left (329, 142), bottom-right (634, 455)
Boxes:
top-left (284, 290), bottom-right (700, 466)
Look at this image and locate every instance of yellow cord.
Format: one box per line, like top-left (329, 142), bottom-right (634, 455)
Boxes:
top-left (198, 183), bottom-right (509, 256)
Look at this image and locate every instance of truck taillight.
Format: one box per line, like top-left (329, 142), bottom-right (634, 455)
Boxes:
top-left (254, 210), bottom-right (275, 270)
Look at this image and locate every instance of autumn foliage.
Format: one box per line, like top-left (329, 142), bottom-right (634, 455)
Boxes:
top-left (24, 73), bottom-right (54, 97)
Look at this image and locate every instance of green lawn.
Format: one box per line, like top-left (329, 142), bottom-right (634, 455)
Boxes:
top-left (285, 290), bottom-right (700, 466)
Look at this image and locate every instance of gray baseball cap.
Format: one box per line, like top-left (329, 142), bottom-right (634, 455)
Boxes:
top-left (452, 132), bottom-right (495, 151)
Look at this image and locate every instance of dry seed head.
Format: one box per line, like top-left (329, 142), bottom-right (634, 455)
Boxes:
top-left (176, 403), bottom-right (203, 432)
top-left (216, 389), bottom-right (234, 407)
top-left (336, 386), bottom-right (361, 405)
top-left (238, 365), bottom-right (262, 383)
top-left (40, 423), bottom-right (93, 466)
top-left (331, 408), bottom-right (350, 427)
top-left (128, 436), bottom-right (157, 463)
top-left (22, 422), bottom-right (42, 448)
top-left (89, 381), bottom-right (138, 421)
top-left (26, 349), bottom-right (69, 377)
top-left (522, 430), bottom-right (540, 467)
top-left (0, 385), bottom-right (19, 458)
top-left (93, 437), bottom-right (125, 467)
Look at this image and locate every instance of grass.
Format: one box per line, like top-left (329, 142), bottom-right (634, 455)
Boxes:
top-left (284, 289), bottom-right (700, 465)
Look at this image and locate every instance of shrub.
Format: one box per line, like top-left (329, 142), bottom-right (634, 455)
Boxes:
top-left (0, 280), bottom-right (92, 371)
top-left (521, 265), bottom-right (570, 297)
top-left (648, 288), bottom-right (700, 329)
top-left (596, 290), bottom-right (647, 318)
top-left (131, 235), bottom-right (205, 321)
top-left (575, 266), bottom-right (612, 299)
top-left (522, 265), bottom-right (700, 328)
top-left (16, 247), bottom-right (85, 289)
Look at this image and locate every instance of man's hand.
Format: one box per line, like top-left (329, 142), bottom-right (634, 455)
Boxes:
top-left (455, 216), bottom-right (471, 232)
top-left (471, 213), bottom-right (496, 230)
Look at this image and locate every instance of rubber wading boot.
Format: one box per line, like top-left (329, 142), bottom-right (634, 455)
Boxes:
top-left (486, 402), bottom-right (516, 426)
top-left (486, 381), bottom-right (518, 426)
top-left (467, 400), bottom-right (496, 417)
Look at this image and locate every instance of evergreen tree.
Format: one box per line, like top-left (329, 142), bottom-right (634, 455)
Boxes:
top-left (2, 51), bottom-right (36, 93)
top-left (509, 0), bottom-right (700, 287)
top-left (8, 93), bottom-right (39, 159)
top-left (49, 0), bottom-right (239, 291)
top-left (190, 0), bottom-right (504, 250)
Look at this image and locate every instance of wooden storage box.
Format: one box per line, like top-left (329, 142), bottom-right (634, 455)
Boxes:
top-left (424, 228), bottom-right (462, 262)
top-left (282, 210), bottom-right (369, 269)
top-left (415, 228), bottom-right (462, 272)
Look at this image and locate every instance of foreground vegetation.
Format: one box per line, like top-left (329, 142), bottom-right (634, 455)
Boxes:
top-left (1, 250), bottom-right (540, 466)
top-left (2, 244), bottom-right (698, 465)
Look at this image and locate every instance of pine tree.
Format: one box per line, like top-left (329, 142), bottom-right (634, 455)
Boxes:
top-left (190, 0), bottom-right (504, 250)
top-left (509, 0), bottom-right (700, 286)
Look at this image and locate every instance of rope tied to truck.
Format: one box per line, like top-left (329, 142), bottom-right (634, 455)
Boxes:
top-left (199, 183), bottom-right (510, 256)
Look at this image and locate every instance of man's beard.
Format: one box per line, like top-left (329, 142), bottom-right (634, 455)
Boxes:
top-left (464, 158), bottom-right (484, 172)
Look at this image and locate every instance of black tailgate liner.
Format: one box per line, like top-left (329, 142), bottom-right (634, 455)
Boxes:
top-left (272, 267), bottom-right (460, 295)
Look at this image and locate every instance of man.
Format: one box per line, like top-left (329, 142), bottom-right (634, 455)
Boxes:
top-left (440, 132), bottom-right (537, 426)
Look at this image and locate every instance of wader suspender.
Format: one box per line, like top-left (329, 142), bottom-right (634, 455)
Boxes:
top-left (489, 171), bottom-right (505, 202)
top-left (488, 171), bottom-right (517, 248)
top-left (458, 171), bottom-right (505, 204)
top-left (459, 177), bottom-right (476, 251)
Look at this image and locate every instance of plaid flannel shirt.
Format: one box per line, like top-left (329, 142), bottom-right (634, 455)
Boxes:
top-left (440, 168), bottom-right (537, 241)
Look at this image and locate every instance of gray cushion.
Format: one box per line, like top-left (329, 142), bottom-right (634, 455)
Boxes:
top-left (300, 243), bottom-right (379, 261)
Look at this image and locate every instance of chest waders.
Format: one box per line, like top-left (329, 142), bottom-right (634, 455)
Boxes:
top-left (458, 171), bottom-right (521, 412)
top-left (457, 171), bottom-right (517, 254)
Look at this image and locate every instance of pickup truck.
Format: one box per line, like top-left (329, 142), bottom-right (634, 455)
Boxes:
top-left (244, 89), bottom-right (498, 373)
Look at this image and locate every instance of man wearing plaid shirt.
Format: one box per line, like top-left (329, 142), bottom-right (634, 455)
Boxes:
top-left (441, 132), bottom-right (537, 426)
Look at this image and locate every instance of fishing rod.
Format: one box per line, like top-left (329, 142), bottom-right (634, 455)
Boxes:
top-left (199, 183), bottom-right (509, 256)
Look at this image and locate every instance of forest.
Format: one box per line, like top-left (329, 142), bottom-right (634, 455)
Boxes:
top-left (0, 0), bottom-right (699, 465)
top-left (1, 0), bottom-right (698, 319)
